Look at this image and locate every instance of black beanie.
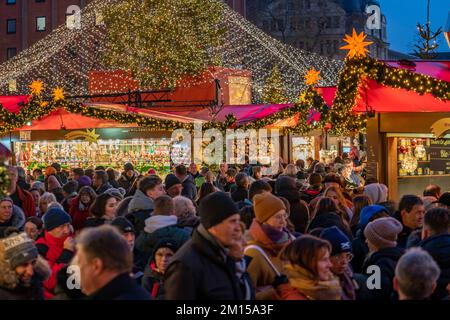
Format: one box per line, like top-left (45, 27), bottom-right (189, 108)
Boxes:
top-left (43, 208), bottom-right (72, 231)
top-left (164, 174), bottom-right (181, 190)
top-left (111, 216), bottom-right (135, 234)
top-left (199, 192), bottom-right (238, 229)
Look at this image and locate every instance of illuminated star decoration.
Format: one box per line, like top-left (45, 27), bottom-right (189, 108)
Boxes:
top-left (304, 68), bottom-right (321, 86)
top-left (29, 80), bottom-right (44, 95)
top-left (52, 87), bottom-right (65, 101)
top-left (340, 28), bottom-right (373, 58)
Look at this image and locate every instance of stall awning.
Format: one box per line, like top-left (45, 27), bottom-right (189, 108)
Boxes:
top-left (146, 103), bottom-right (293, 126)
top-left (0, 95), bottom-right (29, 113)
top-left (319, 60), bottom-right (450, 113)
top-left (14, 108), bottom-right (138, 131)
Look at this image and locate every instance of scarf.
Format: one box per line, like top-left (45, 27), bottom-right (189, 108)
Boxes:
top-left (284, 263), bottom-right (342, 300)
top-left (260, 223), bottom-right (290, 244)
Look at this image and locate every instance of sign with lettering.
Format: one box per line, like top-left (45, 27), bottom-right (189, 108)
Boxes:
top-left (430, 118), bottom-right (450, 138)
top-left (426, 139), bottom-right (450, 174)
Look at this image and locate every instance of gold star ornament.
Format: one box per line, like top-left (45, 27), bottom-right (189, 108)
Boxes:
top-left (52, 87), bottom-right (65, 101)
top-left (29, 80), bottom-right (44, 95)
top-left (340, 28), bottom-right (373, 58)
top-left (304, 68), bottom-right (321, 86)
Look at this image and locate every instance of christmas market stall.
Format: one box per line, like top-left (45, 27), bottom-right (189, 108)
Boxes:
top-left (323, 29), bottom-right (450, 199)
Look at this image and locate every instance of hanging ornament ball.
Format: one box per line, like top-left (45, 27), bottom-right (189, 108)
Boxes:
top-left (401, 154), bottom-right (418, 174)
top-left (399, 145), bottom-right (407, 154)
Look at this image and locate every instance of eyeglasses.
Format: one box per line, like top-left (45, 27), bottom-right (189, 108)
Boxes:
top-left (331, 252), bottom-right (354, 262)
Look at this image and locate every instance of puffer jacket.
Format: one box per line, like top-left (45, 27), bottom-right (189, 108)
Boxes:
top-left (35, 231), bottom-right (75, 299)
top-left (419, 233), bottom-right (450, 300)
top-left (135, 215), bottom-right (190, 265)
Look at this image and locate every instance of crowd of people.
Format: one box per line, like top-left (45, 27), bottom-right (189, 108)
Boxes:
top-left (0, 153), bottom-right (449, 301)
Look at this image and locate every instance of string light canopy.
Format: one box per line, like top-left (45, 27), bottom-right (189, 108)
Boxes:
top-left (0, 0), bottom-right (342, 103)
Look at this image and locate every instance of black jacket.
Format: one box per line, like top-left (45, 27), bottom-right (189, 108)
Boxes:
top-left (231, 187), bottom-right (249, 203)
top-left (419, 233), bottom-right (450, 300)
top-left (164, 225), bottom-right (245, 300)
top-left (87, 272), bottom-right (150, 300)
top-left (277, 189), bottom-right (309, 234)
top-left (351, 228), bottom-right (369, 274)
top-left (393, 211), bottom-right (416, 249)
top-left (118, 172), bottom-right (138, 192)
top-left (96, 183), bottom-right (113, 195)
top-left (181, 175), bottom-right (197, 201)
top-left (307, 211), bottom-right (353, 240)
top-left (361, 246), bottom-right (405, 300)
top-left (0, 280), bottom-right (43, 300)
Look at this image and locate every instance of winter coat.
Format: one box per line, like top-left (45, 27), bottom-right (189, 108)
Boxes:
top-left (142, 261), bottom-right (165, 299)
top-left (307, 212), bottom-right (353, 240)
top-left (96, 183), bottom-right (113, 195)
top-left (181, 175), bottom-right (197, 201)
top-left (118, 172), bottom-right (138, 193)
top-left (351, 228), bottom-right (369, 274)
top-left (419, 233), bottom-right (450, 300)
top-left (360, 246), bottom-right (405, 300)
top-left (61, 192), bottom-right (78, 213)
top-left (0, 256), bottom-right (51, 300)
top-left (84, 217), bottom-right (108, 228)
top-left (11, 187), bottom-right (36, 218)
top-left (231, 187), bottom-right (249, 203)
top-left (392, 211), bottom-right (416, 249)
top-left (35, 231), bottom-right (75, 299)
top-left (245, 219), bottom-right (293, 300)
top-left (87, 272), bottom-right (150, 300)
top-left (68, 197), bottom-right (90, 232)
top-left (135, 215), bottom-right (190, 265)
top-left (127, 190), bottom-right (154, 235)
top-left (277, 188), bottom-right (309, 234)
top-left (337, 265), bottom-right (357, 300)
top-left (164, 224), bottom-right (245, 300)
top-left (0, 205), bottom-right (26, 238)
top-left (300, 186), bottom-right (322, 204)
top-left (276, 263), bottom-right (342, 300)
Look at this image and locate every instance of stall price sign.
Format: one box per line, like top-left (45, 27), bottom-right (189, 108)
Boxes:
top-left (20, 131), bottom-right (31, 141)
top-left (427, 139), bottom-right (450, 174)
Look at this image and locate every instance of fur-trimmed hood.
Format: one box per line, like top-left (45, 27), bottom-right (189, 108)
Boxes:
top-left (0, 245), bottom-right (50, 290)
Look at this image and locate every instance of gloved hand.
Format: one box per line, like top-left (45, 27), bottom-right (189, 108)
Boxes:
top-left (272, 274), bottom-right (289, 288)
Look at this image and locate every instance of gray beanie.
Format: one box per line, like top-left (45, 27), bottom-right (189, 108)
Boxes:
top-left (364, 217), bottom-right (403, 249)
top-left (1, 233), bottom-right (38, 269)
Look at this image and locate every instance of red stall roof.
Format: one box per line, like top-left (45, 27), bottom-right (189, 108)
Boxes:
top-left (319, 60), bottom-right (450, 113)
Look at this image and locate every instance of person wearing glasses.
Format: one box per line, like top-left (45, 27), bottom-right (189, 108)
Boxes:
top-left (244, 193), bottom-right (294, 300)
top-left (320, 226), bottom-right (357, 300)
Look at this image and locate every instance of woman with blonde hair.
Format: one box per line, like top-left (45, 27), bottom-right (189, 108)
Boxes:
top-left (283, 164), bottom-right (298, 178)
top-left (276, 235), bottom-right (342, 300)
top-left (323, 186), bottom-right (353, 223)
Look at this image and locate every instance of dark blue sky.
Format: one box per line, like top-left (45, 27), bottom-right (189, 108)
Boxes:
top-left (379, 0), bottom-right (449, 53)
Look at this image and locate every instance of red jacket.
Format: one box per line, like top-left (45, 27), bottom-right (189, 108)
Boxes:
top-left (35, 231), bottom-right (74, 300)
top-left (68, 197), bottom-right (90, 231)
top-left (17, 187), bottom-right (36, 218)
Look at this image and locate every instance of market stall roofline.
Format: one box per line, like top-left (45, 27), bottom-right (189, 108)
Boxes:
top-left (319, 60), bottom-right (450, 113)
